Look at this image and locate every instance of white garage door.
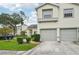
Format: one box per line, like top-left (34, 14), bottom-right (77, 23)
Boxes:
top-left (60, 28), bottom-right (77, 41)
top-left (40, 29), bottom-right (56, 41)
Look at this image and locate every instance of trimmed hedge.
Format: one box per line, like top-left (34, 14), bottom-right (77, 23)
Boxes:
top-left (16, 35), bottom-right (27, 38)
top-left (26, 37), bottom-right (31, 43)
top-left (31, 34), bottom-right (40, 42)
top-left (17, 37), bottom-right (23, 44)
top-left (17, 36), bottom-right (31, 44)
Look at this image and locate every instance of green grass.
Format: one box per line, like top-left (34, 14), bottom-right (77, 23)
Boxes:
top-left (0, 39), bottom-right (37, 51)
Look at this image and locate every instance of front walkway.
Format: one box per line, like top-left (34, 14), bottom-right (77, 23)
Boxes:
top-left (22, 41), bottom-right (79, 55)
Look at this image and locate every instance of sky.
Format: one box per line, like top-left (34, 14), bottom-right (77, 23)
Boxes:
top-left (0, 3), bottom-right (40, 25)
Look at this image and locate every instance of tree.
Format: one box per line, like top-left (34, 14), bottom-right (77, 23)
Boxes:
top-left (0, 13), bottom-right (12, 25)
top-left (0, 27), bottom-right (13, 36)
top-left (11, 13), bottom-right (24, 35)
top-left (0, 27), bottom-right (13, 40)
top-left (19, 11), bottom-right (27, 33)
top-left (0, 13), bottom-right (24, 35)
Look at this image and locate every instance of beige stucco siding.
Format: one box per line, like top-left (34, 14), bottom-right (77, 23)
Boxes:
top-left (58, 18), bottom-right (79, 28)
top-left (58, 3), bottom-right (79, 28)
top-left (37, 3), bottom-right (79, 30)
top-left (37, 4), bottom-right (59, 19)
top-left (39, 18), bottom-right (79, 29)
top-left (59, 3), bottom-right (79, 18)
top-left (39, 22), bottom-right (58, 29)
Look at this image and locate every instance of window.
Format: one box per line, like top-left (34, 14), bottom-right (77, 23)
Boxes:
top-left (42, 9), bottom-right (53, 19)
top-left (64, 8), bottom-right (73, 17)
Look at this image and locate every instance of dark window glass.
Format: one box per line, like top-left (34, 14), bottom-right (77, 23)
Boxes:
top-left (64, 8), bottom-right (73, 17)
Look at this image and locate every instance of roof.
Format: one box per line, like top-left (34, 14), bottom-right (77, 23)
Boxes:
top-left (17, 24), bottom-right (27, 27)
top-left (72, 3), bottom-right (79, 5)
top-left (36, 3), bottom-right (79, 11)
top-left (36, 3), bottom-right (59, 11)
top-left (28, 24), bottom-right (37, 29)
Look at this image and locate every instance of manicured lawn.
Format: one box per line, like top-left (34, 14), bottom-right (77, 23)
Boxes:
top-left (0, 39), bottom-right (37, 51)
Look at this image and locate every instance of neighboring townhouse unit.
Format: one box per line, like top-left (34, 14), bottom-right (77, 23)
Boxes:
top-left (36, 3), bottom-right (79, 41)
top-left (27, 24), bottom-right (37, 36)
top-left (16, 24), bottom-right (27, 35)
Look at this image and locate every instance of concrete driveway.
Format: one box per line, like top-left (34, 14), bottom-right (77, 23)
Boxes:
top-left (23, 41), bottom-right (79, 55)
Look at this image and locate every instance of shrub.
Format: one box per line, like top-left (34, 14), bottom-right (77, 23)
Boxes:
top-left (0, 35), bottom-right (14, 40)
top-left (16, 35), bottom-right (27, 38)
top-left (22, 35), bottom-right (27, 39)
top-left (17, 35), bottom-right (31, 44)
top-left (17, 37), bottom-right (23, 44)
top-left (21, 31), bottom-right (26, 35)
top-left (26, 37), bottom-right (31, 43)
top-left (31, 34), bottom-right (40, 42)
top-left (0, 36), bottom-right (4, 40)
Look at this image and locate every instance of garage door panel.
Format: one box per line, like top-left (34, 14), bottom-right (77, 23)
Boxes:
top-left (60, 29), bottom-right (77, 41)
top-left (40, 29), bottom-right (56, 41)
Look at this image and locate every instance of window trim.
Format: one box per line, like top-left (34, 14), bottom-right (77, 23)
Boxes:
top-left (42, 9), bottom-right (53, 19)
top-left (63, 8), bottom-right (74, 18)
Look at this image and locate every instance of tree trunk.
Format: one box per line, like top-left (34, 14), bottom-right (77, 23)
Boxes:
top-left (13, 25), bottom-right (17, 36)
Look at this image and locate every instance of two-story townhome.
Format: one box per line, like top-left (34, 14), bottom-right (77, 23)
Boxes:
top-left (36, 3), bottom-right (79, 41)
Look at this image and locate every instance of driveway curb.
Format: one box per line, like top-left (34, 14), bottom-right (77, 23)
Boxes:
top-left (21, 42), bottom-right (41, 55)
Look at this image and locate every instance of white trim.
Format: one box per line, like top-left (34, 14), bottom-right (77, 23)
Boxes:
top-left (77, 28), bottom-right (79, 41)
top-left (57, 28), bottom-right (60, 41)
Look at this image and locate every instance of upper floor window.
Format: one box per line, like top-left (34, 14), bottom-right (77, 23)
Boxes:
top-left (42, 9), bottom-right (53, 19)
top-left (64, 8), bottom-right (73, 17)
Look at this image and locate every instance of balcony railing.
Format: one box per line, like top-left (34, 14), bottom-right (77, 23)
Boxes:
top-left (38, 17), bottom-right (58, 22)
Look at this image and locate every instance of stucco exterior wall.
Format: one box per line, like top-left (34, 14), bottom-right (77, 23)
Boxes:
top-left (37, 3), bottom-right (79, 31)
top-left (58, 3), bottom-right (79, 28)
top-left (37, 4), bottom-right (59, 19)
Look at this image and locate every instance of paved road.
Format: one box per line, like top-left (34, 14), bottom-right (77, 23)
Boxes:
top-left (23, 41), bottom-right (79, 55)
top-left (0, 50), bottom-right (26, 55)
top-left (0, 41), bottom-right (79, 55)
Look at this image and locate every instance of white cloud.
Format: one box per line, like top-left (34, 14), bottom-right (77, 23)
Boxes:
top-left (0, 3), bottom-right (39, 11)
top-left (17, 8), bottom-right (23, 11)
top-left (25, 11), bottom-right (37, 25)
top-left (0, 3), bottom-right (39, 25)
top-left (0, 3), bottom-right (19, 11)
top-left (29, 11), bottom-right (37, 23)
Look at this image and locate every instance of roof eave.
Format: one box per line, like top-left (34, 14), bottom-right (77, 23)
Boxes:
top-left (36, 3), bottom-right (59, 11)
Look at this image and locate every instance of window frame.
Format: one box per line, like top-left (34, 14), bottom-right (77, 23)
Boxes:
top-left (42, 9), bottom-right (53, 19)
top-left (63, 8), bottom-right (74, 18)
